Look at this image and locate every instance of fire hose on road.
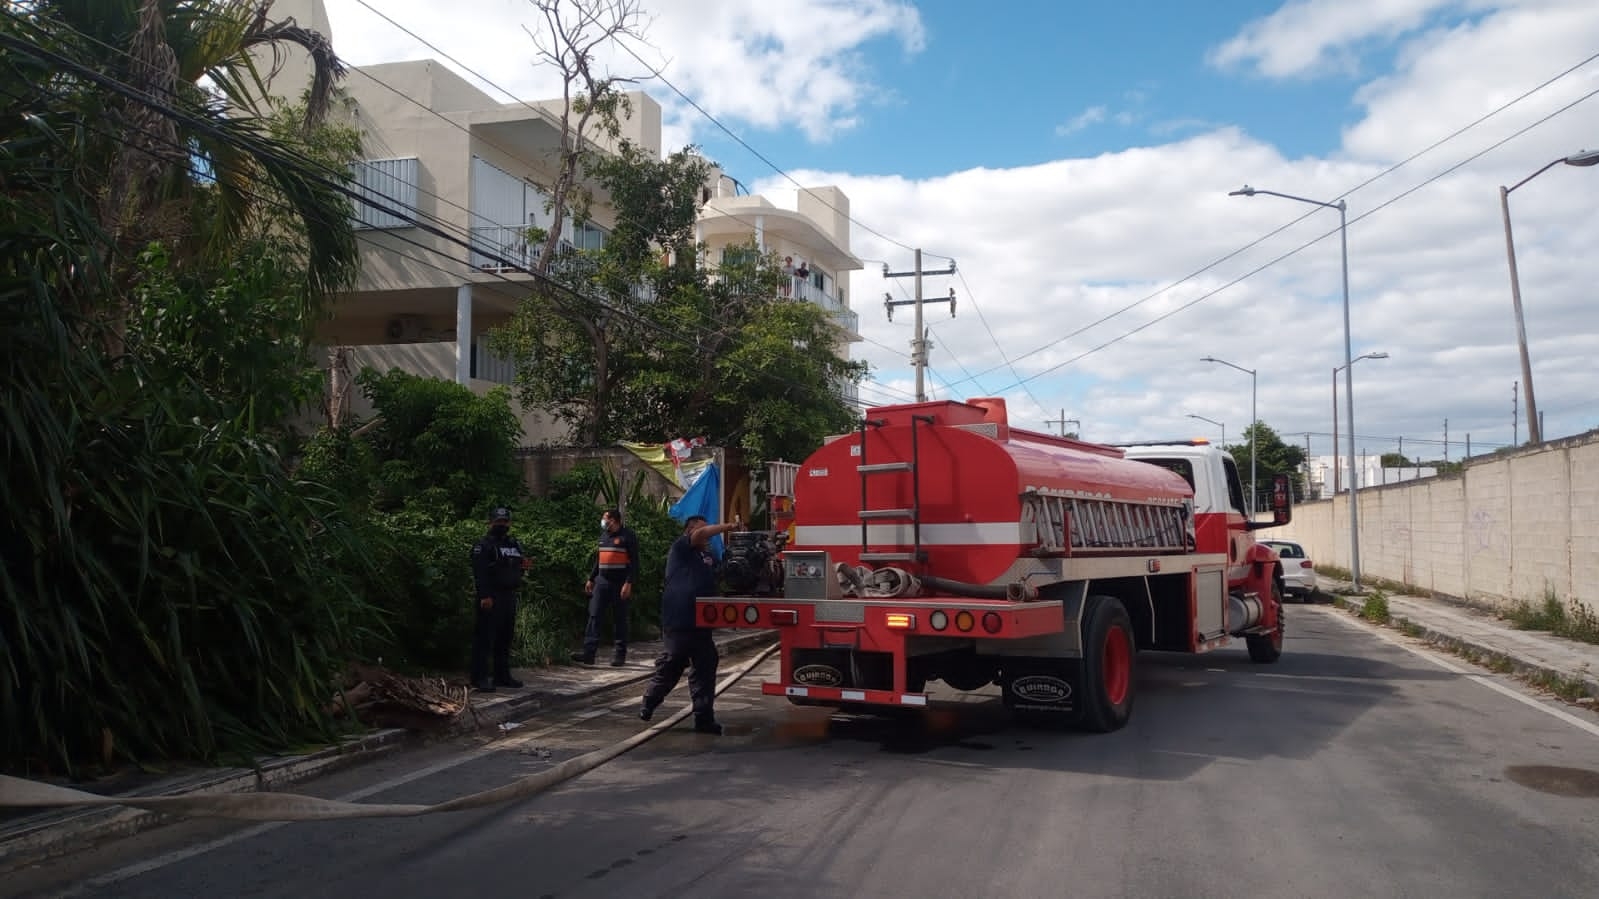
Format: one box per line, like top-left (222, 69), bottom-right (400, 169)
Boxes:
top-left (0, 643), bottom-right (779, 823)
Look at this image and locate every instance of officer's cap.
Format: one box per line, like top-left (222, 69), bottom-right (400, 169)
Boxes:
top-left (488, 507), bottom-right (512, 522)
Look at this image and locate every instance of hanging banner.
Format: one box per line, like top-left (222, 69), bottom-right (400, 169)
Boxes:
top-left (619, 438), bottom-right (710, 489)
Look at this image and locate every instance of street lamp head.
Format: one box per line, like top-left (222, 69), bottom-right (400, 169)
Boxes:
top-left (1229, 185), bottom-right (1257, 197)
top-left (1200, 356), bottom-right (1217, 362)
top-left (1364, 351), bottom-right (1390, 360)
top-left (1565, 149), bottom-right (1599, 167)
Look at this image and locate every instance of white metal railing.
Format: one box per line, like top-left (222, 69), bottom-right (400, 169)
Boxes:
top-left (470, 225), bottom-right (535, 271)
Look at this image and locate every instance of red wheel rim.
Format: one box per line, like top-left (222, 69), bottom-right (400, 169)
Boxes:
top-left (1103, 624), bottom-right (1130, 706)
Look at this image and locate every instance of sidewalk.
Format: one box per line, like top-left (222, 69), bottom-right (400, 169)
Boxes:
top-left (1323, 579), bottom-right (1599, 702)
top-left (0, 629), bottom-right (776, 873)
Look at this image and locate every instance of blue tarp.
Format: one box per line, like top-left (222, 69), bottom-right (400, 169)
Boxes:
top-left (668, 462), bottom-right (723, 559)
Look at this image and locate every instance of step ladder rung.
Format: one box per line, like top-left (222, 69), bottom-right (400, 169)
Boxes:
top-left (859, 509), bottom-right (916, 520)
top-left (859, 552), bottom-right (922, 562)
top-left (857, 462), bottom-right (914, 474)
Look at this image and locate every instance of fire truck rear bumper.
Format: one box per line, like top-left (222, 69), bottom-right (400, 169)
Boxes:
top-left (764, 683), bottom-right (929, 707)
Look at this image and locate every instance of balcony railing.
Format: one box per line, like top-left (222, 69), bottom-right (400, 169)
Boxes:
top-left (790, 279), bottom-right (859, 337)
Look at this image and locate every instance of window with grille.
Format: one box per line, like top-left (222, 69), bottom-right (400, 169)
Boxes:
top-left (351, 157), bottom-right (419, 229)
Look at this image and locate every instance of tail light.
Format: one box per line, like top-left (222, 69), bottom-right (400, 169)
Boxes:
top-left (701, 604), bottom-right (719, 624)
top-left (1300, 560), bottom-right (1314, 569)
top-left (885, 613), bottom-right (916, 630)
top-left (981, 612), bottom-right (1002, 634)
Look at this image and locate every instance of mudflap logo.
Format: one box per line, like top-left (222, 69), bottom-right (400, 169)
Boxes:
top-left (1011, 675), bottom-right (1073, 704)
top-left (793, 664), bottom-right (844, 687)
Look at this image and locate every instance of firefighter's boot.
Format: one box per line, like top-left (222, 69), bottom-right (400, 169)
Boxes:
top-left (610, 646), bottom-right (627, 667)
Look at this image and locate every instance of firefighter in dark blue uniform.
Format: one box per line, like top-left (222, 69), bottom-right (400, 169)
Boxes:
top-left (639, 514), bottom-right (740, 734)
top-left (470, 507), bottom-right (528, 692)
top-left (574, 508), bottom-right (640, 667)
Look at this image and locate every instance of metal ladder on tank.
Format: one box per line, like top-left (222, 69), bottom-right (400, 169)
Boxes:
top-left (856, 415), bottom-right (932, 564)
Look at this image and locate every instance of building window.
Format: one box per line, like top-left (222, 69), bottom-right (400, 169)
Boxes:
top-left (351, 157), bottom-right (418, 229)
top-left (721, 245), bottom-right (757, 266)
top-left (574, 220), bottom-right (608, 251)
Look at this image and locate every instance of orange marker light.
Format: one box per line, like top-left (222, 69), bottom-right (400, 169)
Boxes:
top-left (722, 604), bottom-right (739, 624)
top-left (955, 610), bottom-right (975, 632)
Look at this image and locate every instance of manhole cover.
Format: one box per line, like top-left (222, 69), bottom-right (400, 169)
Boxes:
top-left (1504, 765), bottom-right (1599, 797)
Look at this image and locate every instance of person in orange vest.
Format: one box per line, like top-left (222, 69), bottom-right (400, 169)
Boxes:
top-left (574, 508), bottom-right (640, 667)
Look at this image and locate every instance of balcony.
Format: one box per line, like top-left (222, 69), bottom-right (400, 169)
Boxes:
top-left (791, 279), bottom-right (860, 339)
top-left (470, 225), bottom-right (555, 273)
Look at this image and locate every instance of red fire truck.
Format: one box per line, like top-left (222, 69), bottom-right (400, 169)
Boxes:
top-left (697, 397), bottom-right (1292, 732)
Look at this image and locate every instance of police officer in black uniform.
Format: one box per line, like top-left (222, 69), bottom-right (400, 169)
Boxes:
top-left (470, 507), bottom-right (528, 693)
top-left (574, 508), bottom-right (640, 667)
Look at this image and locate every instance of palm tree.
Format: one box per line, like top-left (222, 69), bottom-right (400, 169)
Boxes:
top-left (15, 0), bottom-right (356, 299)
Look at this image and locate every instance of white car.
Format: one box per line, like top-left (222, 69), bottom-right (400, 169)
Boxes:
top-left (1262, 539), bottom-right (1318, 600)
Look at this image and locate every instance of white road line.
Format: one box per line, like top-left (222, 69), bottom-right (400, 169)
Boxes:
top-left (1313, 605), bottom-right (1599, 739)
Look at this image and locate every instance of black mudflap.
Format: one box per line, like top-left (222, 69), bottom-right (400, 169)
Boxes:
top-left (790, 649), bottom-right (894, 691)
top-left (999, 659), bottom-right (1085, 726)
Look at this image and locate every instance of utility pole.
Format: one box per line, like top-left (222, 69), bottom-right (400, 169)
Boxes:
top-left (1443, 419), bottom-right (1448, 463)
top-left (884, 250), bottom-right (956, 402)
top-left (1512, 381), bottom-right (1519, 445)
top-left (1044, 410), bottom-right (1081, 437)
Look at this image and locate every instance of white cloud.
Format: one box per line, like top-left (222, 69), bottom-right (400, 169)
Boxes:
top-left (312, 0), bottom-right (924, 145)
top-left (1208, 0), bottom-right (1478, 78)
top-left (1056, 105), bottom-right (1107, 136)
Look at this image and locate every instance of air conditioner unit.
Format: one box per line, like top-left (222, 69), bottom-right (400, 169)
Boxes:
top-left (385, 315), bottom-right (426, 342)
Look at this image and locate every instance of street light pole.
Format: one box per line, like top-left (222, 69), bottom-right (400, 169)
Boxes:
top-left (1186, 414), bottom-right (1225, 450)
top-left (1199, 356), bottom-right (1256, 514)
top-left (1230, 185), bottom-right (1362, 588)
top-left (1333, 352), bottom-right (1389, 496)
top-left (1497, 149), bottom-right (1599, 445)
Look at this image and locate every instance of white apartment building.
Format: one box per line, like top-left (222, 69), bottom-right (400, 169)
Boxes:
top-left (263, 0), bottom-right (863, 442)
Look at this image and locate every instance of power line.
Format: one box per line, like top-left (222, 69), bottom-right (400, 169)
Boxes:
top-left (942, 47), bottom-right (1599, 392)
top-left (607, 34), bottom-right (946, 261)
top-left (9, 8), bottom-right (908, 412)
top-left (1008, 80), bottom-right (1599, 389)
top-left (0, 35), bottom-right (881, 422)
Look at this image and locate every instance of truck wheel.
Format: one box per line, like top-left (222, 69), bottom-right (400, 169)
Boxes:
top-left (1079, 595), bottom-right (1135, 733)
top-left (1246, 581), bottom-right (1285, 663)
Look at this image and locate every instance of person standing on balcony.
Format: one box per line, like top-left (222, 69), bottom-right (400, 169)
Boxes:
top-left (793, 259), bottom-right (810, 299)
top-left (575, 508), bottom-right (639, 667)
top-left (470, 507), bottom-right (528, 693)
top-left (781, 256), bottom-right (795, 297)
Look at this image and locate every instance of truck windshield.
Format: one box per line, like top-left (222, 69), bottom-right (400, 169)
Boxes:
top-left (1139, 458), bottom-right (1194, 490)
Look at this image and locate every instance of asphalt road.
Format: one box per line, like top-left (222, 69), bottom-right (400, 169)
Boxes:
top-left (9, 603), bottom-right (1599, 899)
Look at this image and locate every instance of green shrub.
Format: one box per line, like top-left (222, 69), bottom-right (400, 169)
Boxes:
top-left (1362, 590), bottom-right (1391, 624)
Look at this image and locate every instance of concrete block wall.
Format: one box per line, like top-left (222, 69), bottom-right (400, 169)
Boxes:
top-left (1289, 429), bottom-right (1598, 612)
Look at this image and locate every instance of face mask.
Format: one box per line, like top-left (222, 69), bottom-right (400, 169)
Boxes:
top-left (490, 524), bottom-right (509, 537)
top-left (599, 518), bottom-right (609, 531)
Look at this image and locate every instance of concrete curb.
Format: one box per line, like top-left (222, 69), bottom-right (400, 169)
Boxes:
top-left (0, 629), bottom-right (777, 872)
top-left (1331, 595), bottom-right (1599, 701)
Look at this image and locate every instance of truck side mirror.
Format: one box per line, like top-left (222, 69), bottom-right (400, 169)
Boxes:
top-left (1248, 473), bottom-right (1294, 530)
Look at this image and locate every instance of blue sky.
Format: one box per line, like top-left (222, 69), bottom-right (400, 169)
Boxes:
top-left (318, 0), bottom-right (1599, 473)
top-left (711, 0), bottom-right (1361, 177)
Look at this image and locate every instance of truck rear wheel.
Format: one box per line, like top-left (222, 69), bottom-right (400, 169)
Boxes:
top-left (1246, 581), bottom-right (1285, 663)
top-left (1079, 594), bottom-right (1135, 733)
